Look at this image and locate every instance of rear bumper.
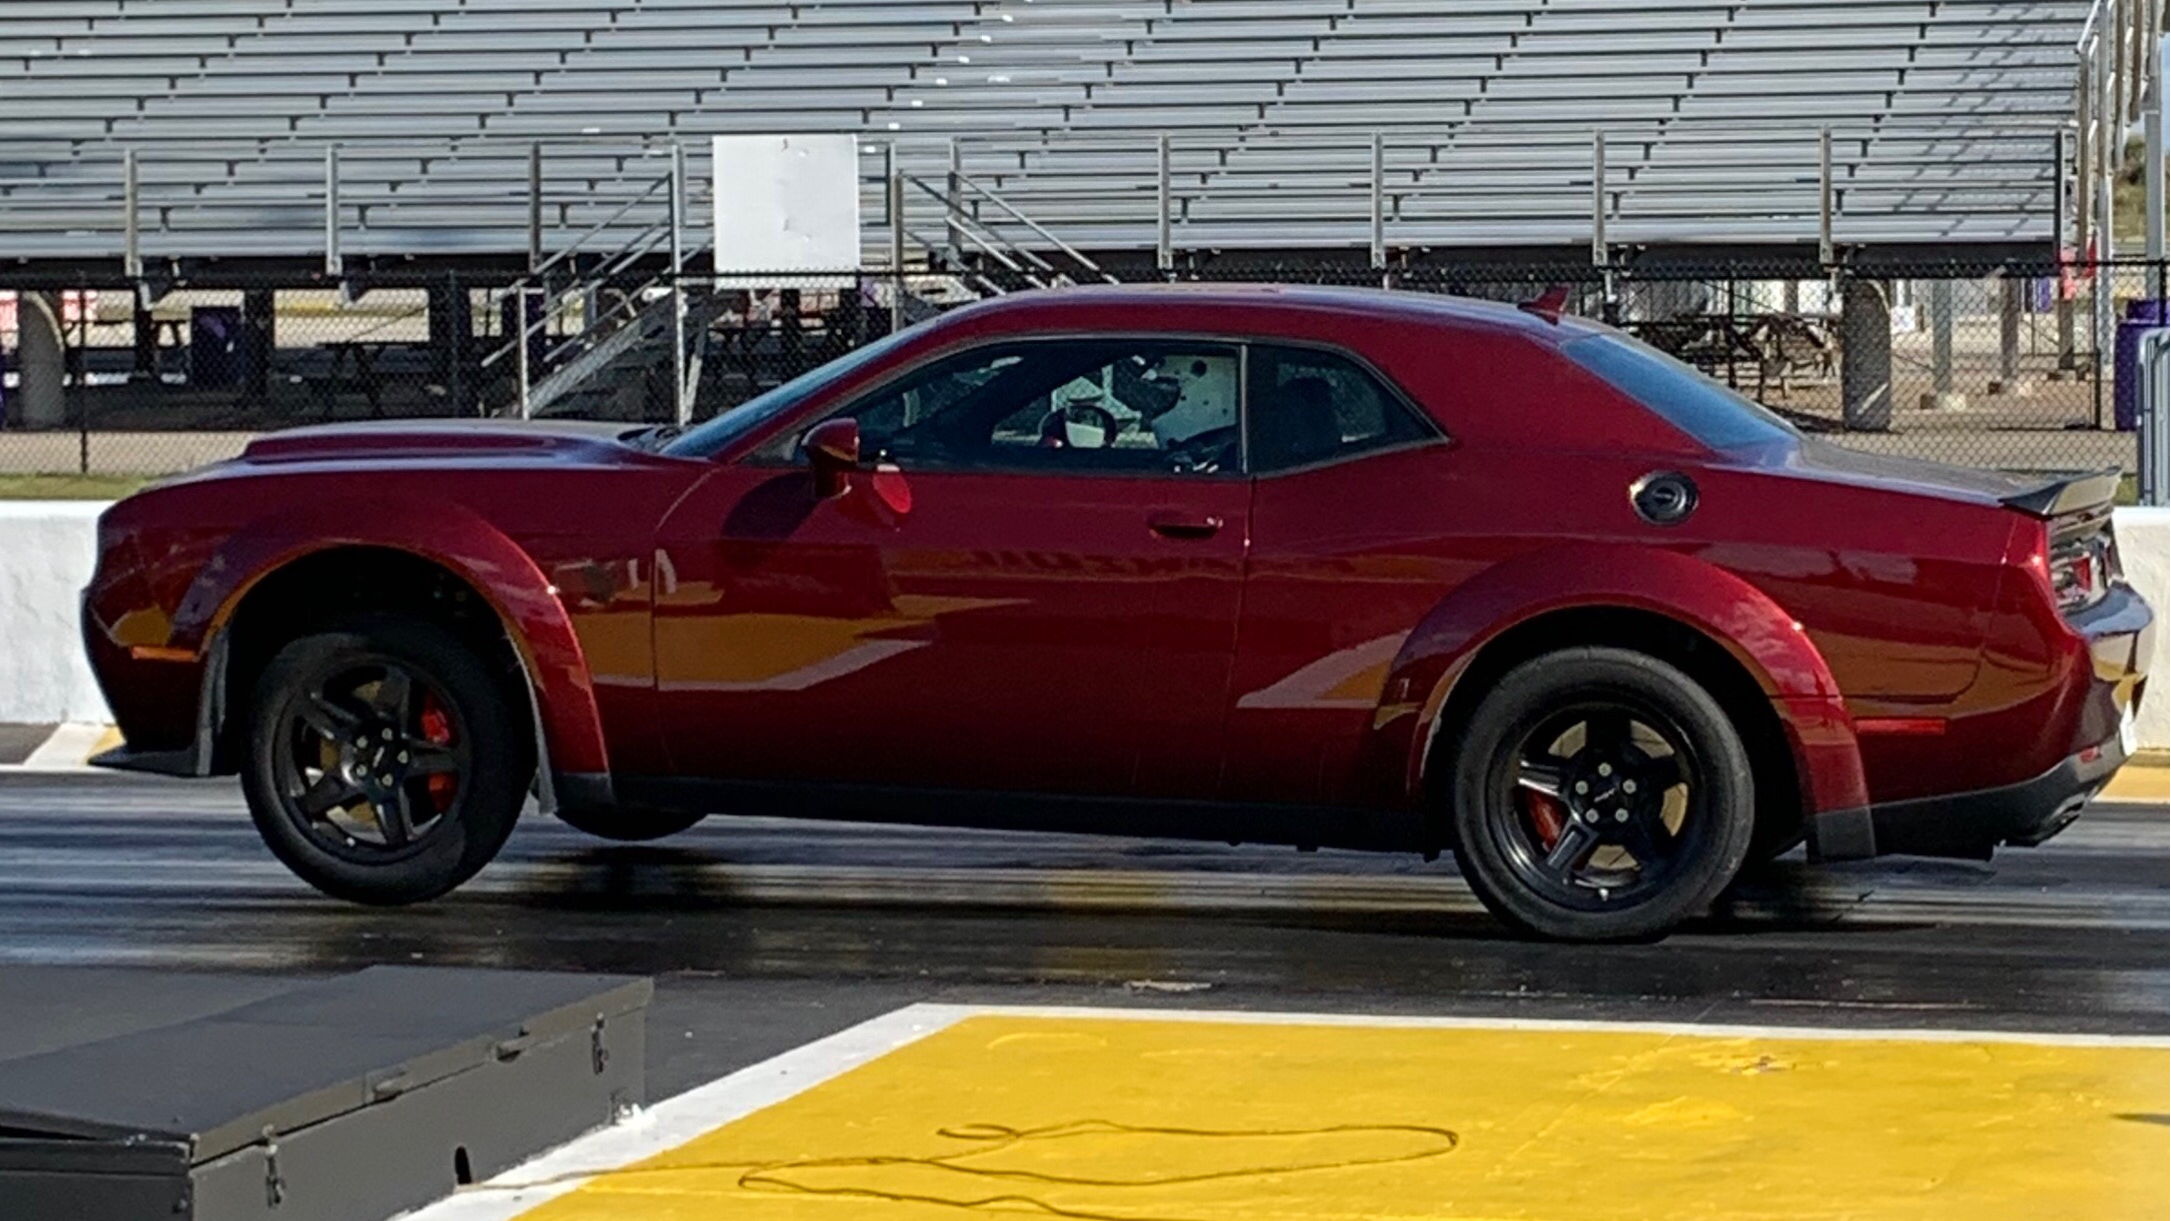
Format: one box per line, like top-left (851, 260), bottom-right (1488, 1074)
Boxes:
top-left (1871, 728), bottom-right (2126, 858)
top-left (1812, 575), bottom-right (2151, 861)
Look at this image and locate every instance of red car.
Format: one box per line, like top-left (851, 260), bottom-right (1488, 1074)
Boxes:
top-left (82, 285), bottom-right (2153, 940)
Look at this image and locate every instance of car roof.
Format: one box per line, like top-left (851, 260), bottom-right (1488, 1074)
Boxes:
top-left (928, 282), bottom-right (1609, 346)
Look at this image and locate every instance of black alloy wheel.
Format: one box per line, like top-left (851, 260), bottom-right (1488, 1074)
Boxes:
top-left (268, 656), bottom-right (469, 860)
top-left (243, 615), bottom-right (531, 905)
top-left (1447, 647), bottom-right (1756, 941)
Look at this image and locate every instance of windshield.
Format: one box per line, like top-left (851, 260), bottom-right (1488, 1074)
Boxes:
top-left (1561, 332), bottom-right (1799, 451)
top-left (664, 327), bottom-right (919, 460)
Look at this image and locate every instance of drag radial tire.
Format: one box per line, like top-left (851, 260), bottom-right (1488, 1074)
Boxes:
top-left (242, 614), bottom-right (532, 905)
top-left (1447, 647), bottom-right (1756, 942)
top-left (554, 804), bottom-right (706, 842)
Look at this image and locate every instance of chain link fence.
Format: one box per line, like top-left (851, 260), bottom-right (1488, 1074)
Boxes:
top-left (2, 257), bottom-right (2162, 495)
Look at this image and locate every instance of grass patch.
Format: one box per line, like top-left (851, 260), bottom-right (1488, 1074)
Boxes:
top-left (0, 473), bottom-right (153, 500)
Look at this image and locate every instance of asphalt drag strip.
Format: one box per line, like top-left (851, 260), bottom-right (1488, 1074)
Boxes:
top-left (1, 774), bottom-right (2164, 1219)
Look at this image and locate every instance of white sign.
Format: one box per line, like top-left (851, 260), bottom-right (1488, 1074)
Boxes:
top-left (711, 134), bottom-right (861, 281)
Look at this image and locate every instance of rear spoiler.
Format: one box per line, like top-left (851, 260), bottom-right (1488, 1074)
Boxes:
top-left (1999, 468), bottom-right (2122, 519)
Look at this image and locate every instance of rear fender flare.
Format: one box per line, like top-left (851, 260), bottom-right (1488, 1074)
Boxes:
top-left (168, 497), bottom-right (610, 795)
top-left (1385, 543), bottom-right (1867, 820)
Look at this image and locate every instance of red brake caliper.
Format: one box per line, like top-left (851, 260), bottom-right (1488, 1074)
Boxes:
top-left (1524, 790), bottom-right (1568, 851)
top-left (419, 695), bottom-right (457, 812)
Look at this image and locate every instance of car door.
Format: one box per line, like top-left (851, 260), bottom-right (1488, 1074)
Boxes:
top-left (651, 336), bottom-right (1249, 799)
top-left (1224, 340), bottom-right (1456, 807)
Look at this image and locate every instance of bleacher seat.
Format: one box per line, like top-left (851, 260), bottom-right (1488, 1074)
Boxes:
top-left (0, 0), bottom-right (2098, 261)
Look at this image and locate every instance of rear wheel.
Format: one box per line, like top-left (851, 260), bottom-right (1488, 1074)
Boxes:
top-left (241, 615), bottom-right (531, 905)
top-left (1447, 647), bottom-right (1756, 941)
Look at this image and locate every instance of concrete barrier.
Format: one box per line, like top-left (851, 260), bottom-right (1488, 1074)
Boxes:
top-left (2119, 507), bottom-right (2170, 754)
top-left (1, 502), bottom-right (2167, 750)
top-left (0, 502), bottom-right (108, 723)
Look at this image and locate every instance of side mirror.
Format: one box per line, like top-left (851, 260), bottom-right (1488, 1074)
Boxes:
top-left (803, 417), bottom-right (861, 499)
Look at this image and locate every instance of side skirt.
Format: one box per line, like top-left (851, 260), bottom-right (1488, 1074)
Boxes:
top-left (610, 777), bottom-right (1429, 854)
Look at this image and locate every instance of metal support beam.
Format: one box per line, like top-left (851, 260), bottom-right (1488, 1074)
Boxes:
top-left (323, 144), bottom-right (340, 277)
top-left (1156, 134), bottom-right (1172, 274)
top-left (1370, 132), bottom-right (1386, 285)
top-left (121, 149), bottom-right (140, 281)
top-left (945, 139), bottom-right (963, 267)
top-left (669, 141), bottom-right (690, 426)
top-left (1817, 128), bottom-right (1834, 268)
top-left (1591, 131), bottom-right (1607, 268)
top-left (527, 143), bottom-right (543, 273)
top-left (887, 145), bottom-right (906, 333)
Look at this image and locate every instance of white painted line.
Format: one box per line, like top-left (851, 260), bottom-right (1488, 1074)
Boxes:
top-left (395, 1004), bottom-right (968, 1221)
top-left (900, 1002), bottom-right (2171, 1049)
top-left (24, 722), bottom-right (106, 768)
top-left (392, 998), bottom-right (2165, 1221)
top-left (2, 722), bottom-right (107, 774)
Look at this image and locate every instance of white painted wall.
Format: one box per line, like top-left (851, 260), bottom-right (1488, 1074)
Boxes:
top-left (1, 503), bottom-right (2167, 750)
top-left (0, 502), bottom-right (110, 723)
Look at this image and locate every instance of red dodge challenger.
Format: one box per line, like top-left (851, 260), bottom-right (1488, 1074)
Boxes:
top-left (82, 285), bottom-right (2152, 940)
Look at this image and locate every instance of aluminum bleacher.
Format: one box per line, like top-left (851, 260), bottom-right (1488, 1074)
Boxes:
top-left (0, 0), bottom-right (2104, 266)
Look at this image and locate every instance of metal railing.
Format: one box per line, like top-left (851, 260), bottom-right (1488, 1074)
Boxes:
top-left (479, 145), bottom-right (698, 422)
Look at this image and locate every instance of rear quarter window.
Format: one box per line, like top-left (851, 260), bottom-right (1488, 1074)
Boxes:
top-left (1561, 333), bottom-right (1798, 451)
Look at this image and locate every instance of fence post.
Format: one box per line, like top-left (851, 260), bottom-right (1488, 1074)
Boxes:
top-left (516, 284), bottom-right (532, 420)
top-left (2147, 273), bottom-right (2171, 506)
top-left (1156, 133), bottom-right (1172, 275)
top-left (887, 145), bottom-right (905, 333)
top-left (1370, 132), bottom-right (1386, 287)
top-left (2149, 34), bottom-right (2167, 262)
top-left (669, 141), bottom-right (690, 426)
top-left (323, 144), bottom-right (340, 278)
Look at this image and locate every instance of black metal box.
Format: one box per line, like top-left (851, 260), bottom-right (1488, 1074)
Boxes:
top-left (0, 966), bottom-right (650, 1221)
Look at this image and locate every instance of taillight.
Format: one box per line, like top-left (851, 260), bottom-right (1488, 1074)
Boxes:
top-left (2050, 541), bottom-right (2107, 612)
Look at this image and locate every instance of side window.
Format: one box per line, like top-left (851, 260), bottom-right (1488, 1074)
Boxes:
top-left (760, 339), bottom-right (1242, 476)
top-left (1246, 344), bottom-right (1435, 473)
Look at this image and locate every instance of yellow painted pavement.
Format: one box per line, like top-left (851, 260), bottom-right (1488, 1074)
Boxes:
top-left (2102, 758), bottom-right (2169, 804)
top-left (523, 1016), bottom-right (2168, 1221)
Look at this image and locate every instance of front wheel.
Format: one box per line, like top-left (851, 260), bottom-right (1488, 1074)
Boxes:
top-left (1446, 647), bottom-right (1756, 941)
top-left (241, 615), bottom-right (532, 905)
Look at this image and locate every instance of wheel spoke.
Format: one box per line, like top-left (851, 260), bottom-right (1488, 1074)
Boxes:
top-left (1516, 758), bottom-right (1569, 799)
top-left (1640, 750), bottom-right (1689, 791)
top-left (374, 787), bottom-right (415, 847)
top-left (1617, 810), bottom-right (1669, 869)
top-left (368, 668), bottom-right (414, 723)
top-left (299, 693), bottom-right (362, 741)
top-left (297, 772), bottom-right (362, 819)
top-left (403, 744), bottom-right (459, 777)
top-left (1540, 818), bottom-right (1600, 880)
top-left (1583, 709), bottom-right (1633, 756)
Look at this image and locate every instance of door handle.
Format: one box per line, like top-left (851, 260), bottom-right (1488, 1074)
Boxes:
top-left (1148, 512), bottom-right (1224, 540)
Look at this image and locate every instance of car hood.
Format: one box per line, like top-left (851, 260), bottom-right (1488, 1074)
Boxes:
top-left (238, 418), bottom-right (649, 466)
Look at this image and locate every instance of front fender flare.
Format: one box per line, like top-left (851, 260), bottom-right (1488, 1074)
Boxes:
top-left (169, 497), bottom-right (611, 792)
top-left (1386, 543), bottom-right (1867, 831)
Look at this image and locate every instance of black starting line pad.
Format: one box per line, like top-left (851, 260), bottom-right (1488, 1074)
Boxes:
top-left (0, 966), bottom-right (650, 1221)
